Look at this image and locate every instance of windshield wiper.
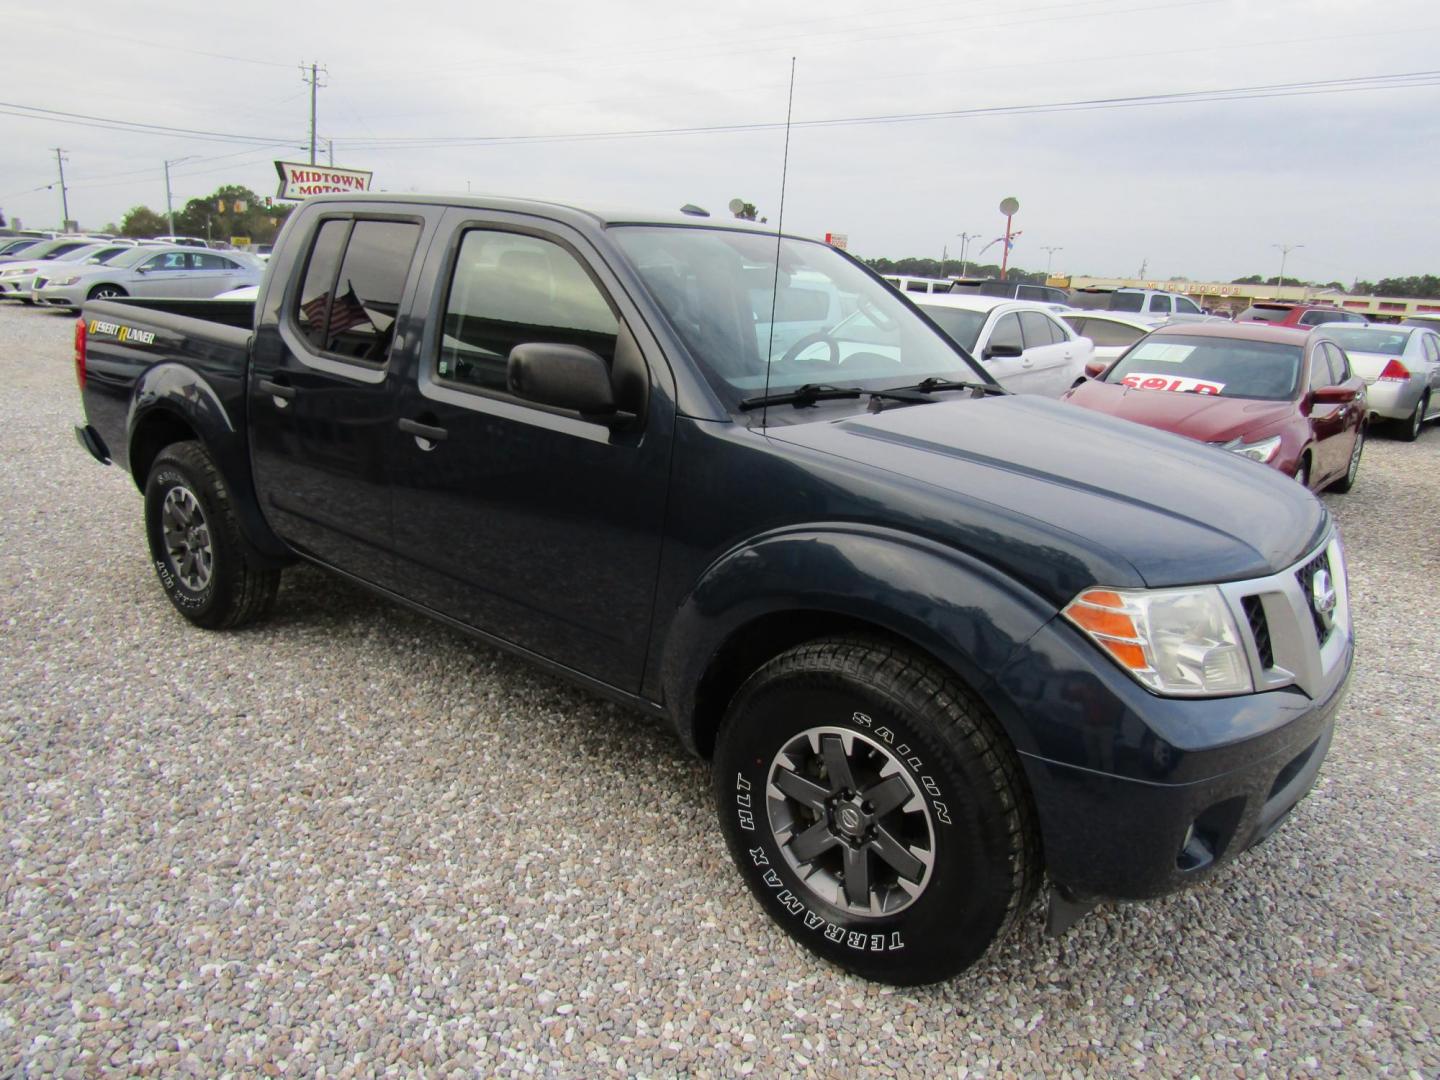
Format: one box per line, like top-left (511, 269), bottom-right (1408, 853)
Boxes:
top-left (901, 377), bottom-right (1008, 397)
top-left (737, 384), bottom-right (865, 411)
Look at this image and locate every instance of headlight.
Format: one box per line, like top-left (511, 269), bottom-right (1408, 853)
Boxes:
top-left (1063, 586), bottom-right (1253, 696)
top-left (49, 275), bottom-right (81, 287)
top-left (1219, 434), bottom-right (1281, 463)
top-left (1, 267), bottom-right (34, 278)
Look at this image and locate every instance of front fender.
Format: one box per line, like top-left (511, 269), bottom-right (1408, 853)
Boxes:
top-left (127, 364), bottom-right (289, 562)
top-left (661, 523), bottom-right (1058, 755)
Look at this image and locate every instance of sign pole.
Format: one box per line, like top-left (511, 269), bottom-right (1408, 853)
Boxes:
top-left (1000, 214), bottom-right (1013, 281)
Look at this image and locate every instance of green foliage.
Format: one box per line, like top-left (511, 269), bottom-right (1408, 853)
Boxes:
top-left (120, 206), bottom-right (168, 237)
top-left (1372, 275), bottom-right (1440, 299)
top-left (0, 208), bottom-right (7, 228)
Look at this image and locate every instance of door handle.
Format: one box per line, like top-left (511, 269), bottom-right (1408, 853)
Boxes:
top-left (398, 417), bottom-right (448, 443)
top-left (258, 378), bottom-right (296, 401)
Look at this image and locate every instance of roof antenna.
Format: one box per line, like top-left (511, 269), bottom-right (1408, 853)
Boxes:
top-left (761, 56), bottom-right (797, 433)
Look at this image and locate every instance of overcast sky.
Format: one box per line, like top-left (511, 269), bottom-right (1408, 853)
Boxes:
top-left (4, 0), bottom-right (1436, 283)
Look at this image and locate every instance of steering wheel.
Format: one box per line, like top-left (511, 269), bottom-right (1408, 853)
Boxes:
top-left (839, 350), bottom-right (901, 368)
top-left (778, 331), bottom-right (840, 367)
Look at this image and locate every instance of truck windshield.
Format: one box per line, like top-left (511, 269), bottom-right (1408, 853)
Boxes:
top-left (1105, 334), bottom-right (1302, 401)
top-left (611, 227), bottom-right (984, 411)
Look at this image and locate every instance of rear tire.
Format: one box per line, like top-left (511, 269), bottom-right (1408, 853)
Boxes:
top-left (713, 636), bottom-right (1039, 985)
top-left (1400, 394), bottom-right (1427, 442)
top-left (143, 441), bottom-right (280, 629)
top-left (1294, 453), bottom-right (1311, 489)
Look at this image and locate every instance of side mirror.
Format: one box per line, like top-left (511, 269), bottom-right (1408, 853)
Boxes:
top-left (1312, 385), bottom-right (1358, 404)
top-left (983, 343), bottom-right (1023, 360)
top-left (1084, 359), bottom-right (1108, 378)
top-left (507, 342), bottom-right (631, 425)
top-left (134, 266), bottom-right (148, 274)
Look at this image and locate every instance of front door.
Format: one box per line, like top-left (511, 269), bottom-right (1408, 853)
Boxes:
top-left (131, 250), bottom-right (194, 296)
top-left (386, 212), bottom-right (674, 692)
top-left (248, 210), bottom-right (433, 587)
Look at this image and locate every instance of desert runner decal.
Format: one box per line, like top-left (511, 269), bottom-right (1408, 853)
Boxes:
top-left (87, 320), bottom-right (157, 346)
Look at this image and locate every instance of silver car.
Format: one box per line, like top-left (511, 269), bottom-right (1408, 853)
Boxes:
top-left (1320, 324), bottom-right (1440, 440)
top-left (32, 246), bottom-right (263, 311)
top-left (0, 243), bottom-right (135, 302)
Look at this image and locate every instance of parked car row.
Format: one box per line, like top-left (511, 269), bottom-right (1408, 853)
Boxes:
top-left (0, 239), bottom-right (263, 309)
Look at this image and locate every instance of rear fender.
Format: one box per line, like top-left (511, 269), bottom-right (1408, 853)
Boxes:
top-left (127, 363), bottom-right (289, 562)
top-left (661, 523), bottom-right (1057, 757)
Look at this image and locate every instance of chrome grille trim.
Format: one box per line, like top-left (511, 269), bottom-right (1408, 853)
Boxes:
top-left (1217, 532), bottom-right (1350, 699)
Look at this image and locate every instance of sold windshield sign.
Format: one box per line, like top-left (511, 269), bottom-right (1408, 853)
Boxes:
top-left (274, 161), bottom-right (373, 200)
top-left (1121, 372), bottom-right (1225, 395)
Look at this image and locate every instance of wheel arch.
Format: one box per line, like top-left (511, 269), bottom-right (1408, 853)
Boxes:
top-left (661, 525), bottom-right (1057, 760)
top-left (127, 366), bottom-right (290, 563)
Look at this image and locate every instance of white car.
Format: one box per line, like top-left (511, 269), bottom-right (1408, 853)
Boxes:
top-left (0, 243), bottom-right (136, 302)
top-left (1319, 324), bottom-right (1440, 440)
top-left (31, 246), bottom-right (263, 311)
top-left (913, 293), bottom-right (1092, 396)
top-left (1058, 311), bottom-right (1158, 365)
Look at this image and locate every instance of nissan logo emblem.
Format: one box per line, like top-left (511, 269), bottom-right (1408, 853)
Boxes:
top-left (1311, 568), bottom-right (1338, 628)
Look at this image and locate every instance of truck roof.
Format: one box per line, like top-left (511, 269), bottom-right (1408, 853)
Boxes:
top-left (300, 192), bottom-right (791, 237)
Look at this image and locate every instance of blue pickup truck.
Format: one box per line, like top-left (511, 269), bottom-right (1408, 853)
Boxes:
top-left (73, 194), bottom-right (1353, 985)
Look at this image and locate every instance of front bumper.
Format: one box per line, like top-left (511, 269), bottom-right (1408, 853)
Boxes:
top-left (32, 284), bottom-right (85, 310)
top-left (0, 277), bottom-right (36, 297)
top-left (994, 534), bottom-right (1353, 901)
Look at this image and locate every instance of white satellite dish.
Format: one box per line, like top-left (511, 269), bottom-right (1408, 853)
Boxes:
top-left (999, 197), bottom-right (1020, 216)
top-left (728, 198), bottom-right (746, 215)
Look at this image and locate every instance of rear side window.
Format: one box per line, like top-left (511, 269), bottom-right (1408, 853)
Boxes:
top-left (295, 218), bottom-right (421, 362)
top-left (1176, 297), bottom-right (1202, 314)
top-left (437, 229), bottom-right (618, 394)
top-left (1147, 295), bottom-right (1171, 313)
top-left (1082, 318), bottom-right (1147, 347)
top-left (1019, 311), bottom-right (1062, 347)
top-left (1242, 304), bottom-right (1291, 323)
top-left (1109, 292), bottom-right (1143, 312)
top-left (194, 252), bottom-right (240, 270)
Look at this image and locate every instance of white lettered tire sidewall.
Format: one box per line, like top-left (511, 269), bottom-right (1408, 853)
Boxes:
top-left (713, 641), bottom-right (1034, 985)
top-left (145, 458), bottom-right (222, 620)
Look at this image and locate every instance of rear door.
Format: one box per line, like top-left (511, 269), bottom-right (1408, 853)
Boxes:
top-left (248, 208), bottom-right (435, 587)
top-left (384, 209), bottom-right (675, 692)
top-left (130, 251), bottom-right (192, 296)
top-left (1017, 310), bottom-right (1078, 395)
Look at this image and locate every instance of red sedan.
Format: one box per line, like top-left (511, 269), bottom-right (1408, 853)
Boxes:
top-left (1063, 323), bottom-right (1367, 492)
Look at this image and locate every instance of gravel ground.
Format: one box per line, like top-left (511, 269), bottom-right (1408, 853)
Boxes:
top-left (1, 300), bottom-right (1436, 1078)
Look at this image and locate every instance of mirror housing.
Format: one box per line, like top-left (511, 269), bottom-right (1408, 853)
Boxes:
top-left (983, 343), bottom-right (1023, 360)
top-left (1312, 384), bottom-right (1359, 404)
top-left (1084, 359), bottom-right (1108, 378)
top-left (507, 342), bottom-right (630, 424)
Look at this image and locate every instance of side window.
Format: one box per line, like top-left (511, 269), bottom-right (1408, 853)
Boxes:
top-left (1062, 317), bottom-right (1087, 337)
top-left (195, 252), bottom-right (240, 270)
top-left (989, 312), bottom-right (1023, 352)
top-left (1147, 294), bottom-right (1171, 313)
top-left (437, 230), bottom-right (619, 395)
top-left (905, 281), bottom-right (928, 293)
top-left (1326, 343), bottom-right (1350, 383)
top-left (294, 219), bottom-right (422, 362)
top-left (1307, 348), bottom-right (1331, 391)
top-left (1019, 311), bottom-right (1059, 348)
top-left (1176, 297), bottom-right (1202, 314)
top-left (1425, 335), bottom-right (1440, 363)
top-left (143, 252), bottom-right (187, 271)
top-left (1085, 319), bottom-right (1146, 347)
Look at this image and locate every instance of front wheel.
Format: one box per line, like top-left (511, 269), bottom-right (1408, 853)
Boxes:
top-left (1328, 427), bottom-right (1364, 493)
top-left (88, 284), bottom-right (127, 301)
top-left (713, 637), bottom-right (1039, 985)
top-left (144, 441), bottom-right (280, 629)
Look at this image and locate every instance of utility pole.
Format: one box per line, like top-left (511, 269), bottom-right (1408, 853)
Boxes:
top-left (301, 62), bottom-right (328, 166)
top-left (1041, 245), bottom-right (1064, 279)
top-left (955, 231), bottom-right (978, 277)
top-left (327, 138), bottom-right (334, 167)
top-left (939, 243), bottom-right (947, 278)
top-left (163, 156), bottom-right (194, 237)
top-left (1273, 242), bottom-right (1303, 290)
top-left (52, 148), bottom-right (70, 230)
top-left (1136, 258), bottom-right (1148, 280)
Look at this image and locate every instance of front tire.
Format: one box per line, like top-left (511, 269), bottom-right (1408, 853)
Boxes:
top-left (144, 441), bottom-right (280, 629)
top-left (1328, 427), bottom-right (1364, 493)
top-left (713, 637), bottom-right (1039, 985)
top-left (88, 284), bottom-right (127, 301)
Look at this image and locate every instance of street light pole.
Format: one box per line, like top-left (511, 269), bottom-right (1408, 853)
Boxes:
top-left (1041, 245), bottom-right (1063, 279)
top-left (1273, 242), bottom-right (1303, 290)
top-left (955, 232), bottom-right (977, 277)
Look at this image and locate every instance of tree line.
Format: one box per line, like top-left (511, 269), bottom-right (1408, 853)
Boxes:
top-left (861, 256), bottom-right (1050, 285)
top-left (101, 185), bottom-right (293, 244)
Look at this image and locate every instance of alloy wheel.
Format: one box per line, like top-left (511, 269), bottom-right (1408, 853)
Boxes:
top-left (766, 726), bottom-right (936, 917)
top-left (160, 484), bottom-right (214, 591)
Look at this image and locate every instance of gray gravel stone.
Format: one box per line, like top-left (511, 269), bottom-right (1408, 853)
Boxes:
top-left (1, 301), bottom-right (1436, 1077)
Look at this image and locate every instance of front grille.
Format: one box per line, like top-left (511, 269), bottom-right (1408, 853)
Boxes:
top-left (1294, 551), bottom-right (1333, 644)
top-left (1242, 595), bottom-right (1273, 668)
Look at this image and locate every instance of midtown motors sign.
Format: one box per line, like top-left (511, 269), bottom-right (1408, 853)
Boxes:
top-left (274, 161), bottom-right (374, 200)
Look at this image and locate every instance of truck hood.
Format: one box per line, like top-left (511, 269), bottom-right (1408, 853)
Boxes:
top-left (1062, 380), bottom-right (1296, 444)
top-left (766, 395), bottom-right (1326, 595)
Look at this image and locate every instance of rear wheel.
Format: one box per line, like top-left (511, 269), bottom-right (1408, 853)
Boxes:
top-left (1400, 394), bottom-right (1428, 442)
top-left (1294, 453), bottom-right (1311, 489)
top-left (144, 441), bottom-right (280, 629)
top-left (87, 284), bottom-right (126, 301)
top-left (713, 636), bottom-right (1039, 985)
